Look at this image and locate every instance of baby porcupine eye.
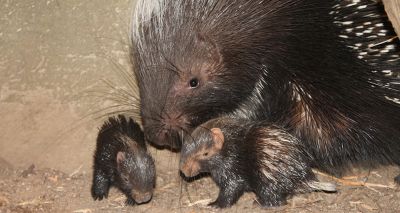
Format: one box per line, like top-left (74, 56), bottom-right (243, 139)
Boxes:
top-left (189, 78), bottom-right (199, 88)
top-left (203, 152), bottom-right (209, 156)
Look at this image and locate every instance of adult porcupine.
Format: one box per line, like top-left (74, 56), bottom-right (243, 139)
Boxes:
top-left (130, 0), bottom-right (400, 179)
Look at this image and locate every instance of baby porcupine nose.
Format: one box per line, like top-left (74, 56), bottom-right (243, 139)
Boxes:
top-left (132, 191), bottom-right (152, 204)
top-left (179, 157), bottom-right (201, 178)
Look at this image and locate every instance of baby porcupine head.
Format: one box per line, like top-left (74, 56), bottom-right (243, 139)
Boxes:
top-left (116, 140), bottom-right (156, 204)
top-left (180, 127), bottom-right (224, 178)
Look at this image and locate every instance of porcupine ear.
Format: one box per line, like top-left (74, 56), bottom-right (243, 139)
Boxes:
top-left (211, 128), bottom-right (224, 150)
top-left (196, 32), bottom-right (223, 66)
top-left (116, 151), bottom-right (126, 170)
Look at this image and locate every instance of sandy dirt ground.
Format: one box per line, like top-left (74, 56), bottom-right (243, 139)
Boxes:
top-left (0, 0), bottom-right (400, 212)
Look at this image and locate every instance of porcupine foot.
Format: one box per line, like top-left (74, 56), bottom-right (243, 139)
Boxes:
top-left (91, 170), bottom-right (110, 200)
top-left (253, 186), bottom-right (288, 208)
top-left (125, 197), bottom-right (136, 206)
top-left (208, 184), bottom-right (245, 208)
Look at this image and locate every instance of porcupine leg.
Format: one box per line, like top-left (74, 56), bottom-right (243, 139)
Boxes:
top-left (208, 181), bottom-right (245, 208)
top-left (253, 185), bottom-right (288, 208)
top-left (91, 169), bottom-right (110, 200)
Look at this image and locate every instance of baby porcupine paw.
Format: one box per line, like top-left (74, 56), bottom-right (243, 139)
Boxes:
top-left (91, 177), bottom-right (110, 200)
top-left (91, 184), bottom-right (110, 200)
top-left (125, 197), bottom-right (136, 206)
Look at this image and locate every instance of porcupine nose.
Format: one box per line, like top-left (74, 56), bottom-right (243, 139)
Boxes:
top-left (132, 191), bottom-right (152, 204)
top-left (179, 157), bottom-right (200, 178)
top-left (144, 114), bottom-right (187, 149)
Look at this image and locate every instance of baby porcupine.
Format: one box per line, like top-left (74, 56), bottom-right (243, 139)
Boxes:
top-left (91, 115), bottom-right (155, 205)
top-left (180, 117), bottom-right (336, 208)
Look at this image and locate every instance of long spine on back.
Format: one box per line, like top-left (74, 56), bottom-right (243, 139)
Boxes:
top-left (132, 0), bottom-right (400, 175)
top-left (280, 0), bottom-right (400, 174)
top-left (94, 116), bottom-right (145, 167)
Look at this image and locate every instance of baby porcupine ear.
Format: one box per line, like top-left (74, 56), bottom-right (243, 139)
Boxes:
top-left (116, 151), bottom-right (126, 170)
top-left (211, 128), bottom-right (224, 150)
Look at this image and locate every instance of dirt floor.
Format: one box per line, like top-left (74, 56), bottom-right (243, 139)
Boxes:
top-left (1, 156), bottom-right (400, 212)
top-left (1, 0), bottom-right (400, 212)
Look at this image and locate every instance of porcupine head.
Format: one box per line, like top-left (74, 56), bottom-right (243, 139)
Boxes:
top-left (131, 1), bottom-right (269, 149)
top-left (116, 140), bottom-right (155, 204)
top-left (180, 127), bottom-right (225, 177)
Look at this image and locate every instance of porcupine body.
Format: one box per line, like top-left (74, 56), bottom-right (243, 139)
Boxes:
top-left (131, 0), bottom-right (400, 179)
top-left (180, 117), bottom-right (336, 208)
top-left (91, 115), bottom-right (155, 205)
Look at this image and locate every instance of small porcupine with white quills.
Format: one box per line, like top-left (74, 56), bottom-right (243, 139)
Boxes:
top-left (130, 0), bottom-right (400, 188)
top-left (180, 117), bottom-right (336, 208)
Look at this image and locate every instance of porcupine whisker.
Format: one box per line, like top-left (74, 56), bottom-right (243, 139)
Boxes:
top-left (80, 94), bottom-right (134, 112)
top-left (103, 54), bottom-right (137, 86)
top-left (102, 85), bottom-right (139, 106)
top-left (88, 92), bottom-right (138, 111)
top-left (83, 87), bottom-right (135, 103)
top-left (87, 106), bottom-right (134, 120)
top-left (95, 52), bottom-right (141, 97)
top-left (100, 78), bottom-right (139, 101)
top-left (81, 84), bottom-right (140, 119)
top-left (73, 88), bottom-right (138, 113)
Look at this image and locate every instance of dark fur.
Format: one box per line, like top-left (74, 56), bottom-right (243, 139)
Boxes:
top-left (180, 117), bottom-right (335, 208)
top-left (91, 115), bottom-right (155, 205)
top-left (132, 0), bottom-right (400, 179)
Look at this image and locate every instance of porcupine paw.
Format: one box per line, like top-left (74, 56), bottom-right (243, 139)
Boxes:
top-left (394, 174), bottom-right (400, 185)
top-left (125, 197), bottom-right (136, 206)
top-left (91, 176), bottom-right (110, 200)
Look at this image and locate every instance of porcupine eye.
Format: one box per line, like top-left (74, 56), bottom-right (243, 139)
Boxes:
top-left (189, 78), bottom-right (199, 88)
top-left (203, 152), bottom-right (209, 156)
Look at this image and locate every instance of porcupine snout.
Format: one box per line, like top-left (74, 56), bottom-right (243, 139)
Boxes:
top-left (143, 111), bottom-right (190, 149)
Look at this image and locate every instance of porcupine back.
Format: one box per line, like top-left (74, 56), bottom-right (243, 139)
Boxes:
top-left (130, 0), bottom-right (400, 176)
top-left (278, 0), bottom-right (400, 175)
top-left (333, 0), bottom-right (400, 89)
